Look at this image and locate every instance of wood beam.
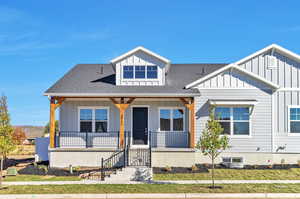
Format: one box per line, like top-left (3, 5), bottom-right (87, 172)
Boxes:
top-left (110, 97), bottom-right (135, 149)
top-left (179, 97), bottom-right (195, 148)
top-left (49, 97), bottom-right (65, 148)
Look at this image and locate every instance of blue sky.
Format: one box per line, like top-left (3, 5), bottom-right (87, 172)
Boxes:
top-left (1, 0), bottom-right (300, 126)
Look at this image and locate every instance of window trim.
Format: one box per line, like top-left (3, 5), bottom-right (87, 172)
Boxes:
top-left (78, 106), bottom-right (110, 132)
top-left (122, 65), bottom-right (158, 80)
top-left (288, 105), bottom-right (300, 136)
top-left (214, 106), bottom-right (252, 138)
top-left (158, 107), bottom-right (185, 132)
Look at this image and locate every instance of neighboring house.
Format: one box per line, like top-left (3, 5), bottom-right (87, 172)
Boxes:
top-left (45, 44), bottom-right (300, 168)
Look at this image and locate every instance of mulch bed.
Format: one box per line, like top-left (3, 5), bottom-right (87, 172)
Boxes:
top-left (153, 166), bottom-right (209, 174)
top-left (153, 164), bottom-right (300, 174)
top-left (18, 164), bottom-right (99, 176)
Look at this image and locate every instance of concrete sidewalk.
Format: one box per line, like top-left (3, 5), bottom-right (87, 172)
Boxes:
top-left (4, 179), bottom-right (300, 185)
top-left (1, 193), bottom-right (300, 199)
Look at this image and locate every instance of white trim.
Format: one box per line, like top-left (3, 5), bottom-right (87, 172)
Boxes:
top-left (131, 105), bottom-right (150, 148)
top-left (271, 92), bottom-right (276, 152)
top-left (44, 93), bottom-right (200, 97)
top-left (278, 88), bottom-right (300, 91)
top-left (158, 107), bottom-right (186, 132)
top-left (185, 64), bottom-right (280, 89)
top-left (287, 105), bottom-right (300, 136)
top-left (110, 46), bottom-right (171, 64)
top-left (214, 106), bottom-right (252, 138)
top-left (235, 44), bottom-right (300, 65)
top-left (77, 106), bottom-right (110, 132)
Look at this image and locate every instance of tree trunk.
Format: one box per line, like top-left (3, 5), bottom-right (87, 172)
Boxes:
top-left (212, 157), bottom-right (215, 188)
top-left (0, 156), bottom-right (3, 188)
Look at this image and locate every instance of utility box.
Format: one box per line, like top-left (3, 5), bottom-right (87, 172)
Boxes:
top-left (35, 137), bottom-right (49, 162)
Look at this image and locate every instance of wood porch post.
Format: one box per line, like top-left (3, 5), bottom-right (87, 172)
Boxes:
top-left (110, 97), bottom-right (135, 149)
top-left (49, 97), bottom-right (65, 148)
top-left (180, 97), bottom-right (195, 148)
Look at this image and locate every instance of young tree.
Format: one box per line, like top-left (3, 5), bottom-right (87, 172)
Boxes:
top-left (43, 120), bottom-right (59, 136)
top-left (196, 108), bottom-right (229, 188)
top-left (12, 127), bottom-right (27, 145)
top-left (0, 94), bottom-right (16, 187)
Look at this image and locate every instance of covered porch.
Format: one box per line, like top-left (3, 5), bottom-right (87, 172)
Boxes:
top-left (49, 96), bottom-right (195, 150)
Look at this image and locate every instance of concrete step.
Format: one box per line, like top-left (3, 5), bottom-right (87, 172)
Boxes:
top-left (104, 167), bottom-right (152, 182)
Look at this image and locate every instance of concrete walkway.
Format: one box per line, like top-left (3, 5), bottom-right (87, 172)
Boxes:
top-left (1, 193), bottom-right (300, 199)
top-left (4, 179), bottom-right (300, 185)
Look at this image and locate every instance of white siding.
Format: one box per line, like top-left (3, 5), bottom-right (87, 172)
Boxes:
top-left (115, 51), bottom-right (166, 86)
top-left (195, 89), bottom-right (272, 153)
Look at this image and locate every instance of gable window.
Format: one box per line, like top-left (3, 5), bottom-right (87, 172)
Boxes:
top-left (123, 66), bottom-right (134, 79)
top-left (159, 108), bottom-right (184, 131)
top-left (79, 107), bottom-right (109, 132)
top-left (147, 66), bottom-right (158, 78)
top-left (135, 66), bottom-right (146, 78)
top-left (289, 106), bottom-right (300, 133)
top-left (214, 106), bottom-right (250, 136)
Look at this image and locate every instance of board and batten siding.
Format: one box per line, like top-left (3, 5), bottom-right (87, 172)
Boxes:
top-left (238, 51), bottom-right (300, 88)
top-left (195, 89), bottom-right (272, 153)
top-left (197, 69), bottom-right (269, 89)
top-left (115, 51), bottom-right (166, 86)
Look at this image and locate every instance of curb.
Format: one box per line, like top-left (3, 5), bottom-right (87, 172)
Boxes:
top-left (1, 193), bottom-right (300, 199)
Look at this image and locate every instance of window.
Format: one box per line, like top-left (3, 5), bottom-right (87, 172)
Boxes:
top-left (289, 107), bottom-right (300, 133)
top-left (95, 109), bottom-right (108, 132)
top-left (80, 109), bottom-right (93, 132)
top-left (79, 107), bottom-right (109, 132)
top-left (123, 66), bottom-right (133, 79)
top-left (135, 66), bottom-right (146, 78)
top-left (214, 106), bottom-right (250, 136)
top-left (159, 108), bottom-right (184, 131)
top-left (147, 66), bottom-right (158, 78)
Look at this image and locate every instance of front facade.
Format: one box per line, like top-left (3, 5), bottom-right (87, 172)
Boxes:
top-left (45, 44), bottom-right (300, 168)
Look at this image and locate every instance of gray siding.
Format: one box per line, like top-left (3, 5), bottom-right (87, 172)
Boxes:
top-left (238, 51), bottom-right (300, 88)
top-left (274, 91), bottom-right (300, 153)
top-left (195, 89), bottom-right (272, 153)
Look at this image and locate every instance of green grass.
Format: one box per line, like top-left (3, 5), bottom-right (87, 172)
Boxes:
top-left (154, 168), bottom-right (300, 180)
top-left (4, 175), bottom-right (80, 182)
top-left (0, 184), bottom-right (300, 194)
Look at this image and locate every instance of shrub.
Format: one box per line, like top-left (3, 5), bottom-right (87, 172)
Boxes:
top-left (164, 165), bottom-right (172, 172)
top-left (191, 165), bottom-right (198, 171)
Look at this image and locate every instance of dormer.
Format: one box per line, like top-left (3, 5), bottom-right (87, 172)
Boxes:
top-left (110, 46), bottom-right (171, 86)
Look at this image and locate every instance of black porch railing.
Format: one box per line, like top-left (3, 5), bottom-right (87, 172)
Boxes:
top-left (55, 131), bottom-right (120, 148)
top-left (55, 131), bottom-right (190, 149)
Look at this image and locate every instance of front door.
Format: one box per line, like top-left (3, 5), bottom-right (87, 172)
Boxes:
top-left (132, 107), bottom-right (148, 145)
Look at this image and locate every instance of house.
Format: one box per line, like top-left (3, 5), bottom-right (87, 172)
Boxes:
top-left (45, 44), bottom-right (300, 168)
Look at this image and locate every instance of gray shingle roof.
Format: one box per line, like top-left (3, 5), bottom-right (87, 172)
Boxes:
top-left (45, 63), bottom-right (227, 96)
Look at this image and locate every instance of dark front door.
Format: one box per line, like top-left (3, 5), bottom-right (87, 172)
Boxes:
top-left (132, 107), bottom-right (148, 145)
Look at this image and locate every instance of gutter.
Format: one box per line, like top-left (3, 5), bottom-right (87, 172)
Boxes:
top-left (43, 92), bottom-right (201, 97)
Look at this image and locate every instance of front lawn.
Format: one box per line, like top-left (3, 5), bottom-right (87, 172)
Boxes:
top-left (0, 184), bottom-right (300, 194)
top-left (4, 175), bottom-right (80, 182)
top-left (154, 168), bottom-right (300, 180)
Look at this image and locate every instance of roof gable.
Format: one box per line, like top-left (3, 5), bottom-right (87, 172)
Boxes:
top-left (110, 46), bottom-right (170, 65)
top-left (185, 64), bottom-right (279, 89)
